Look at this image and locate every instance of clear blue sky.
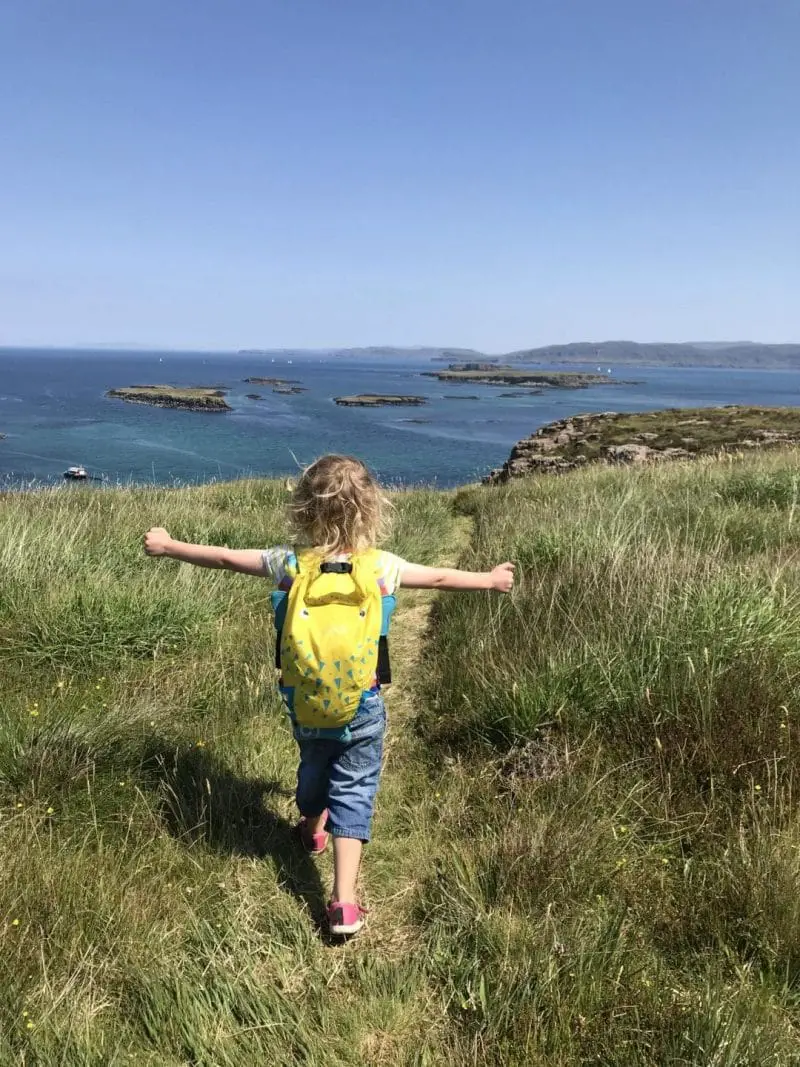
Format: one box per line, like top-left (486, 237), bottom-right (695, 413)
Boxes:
top-left (1, 1), bottom-right (797, 352)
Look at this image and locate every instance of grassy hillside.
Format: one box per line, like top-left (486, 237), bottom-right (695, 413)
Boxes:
top-left (2, 453), bottom-right (800, 1064)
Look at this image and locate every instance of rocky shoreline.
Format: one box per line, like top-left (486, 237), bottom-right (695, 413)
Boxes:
top-left (486, 406), bottom-right (800, 483)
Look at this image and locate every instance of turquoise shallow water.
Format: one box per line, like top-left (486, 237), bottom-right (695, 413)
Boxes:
top-left (1, 348), bottom-right (799, 488)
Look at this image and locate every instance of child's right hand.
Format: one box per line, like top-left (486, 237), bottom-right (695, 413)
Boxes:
top-left (144, 527), bottom-right (173, 556)
top-left (490, 562), bottom-right (515, 592)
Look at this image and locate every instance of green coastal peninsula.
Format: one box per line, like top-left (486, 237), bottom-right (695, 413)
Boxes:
top-left (487, 405), bottom-right (800, 481)
top-left (106, 386), bottom-right (232, 411)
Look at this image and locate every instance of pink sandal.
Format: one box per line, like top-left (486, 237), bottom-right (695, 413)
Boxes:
top-left (296, 811), bottom-right (329, 855)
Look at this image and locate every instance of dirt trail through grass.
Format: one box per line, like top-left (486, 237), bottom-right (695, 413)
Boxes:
top-left (248, 508), bottom-right (475, 1062)
top-left (293, 511), bottom-right (473, 950)
top-left (359, 514), bottom-right (473, 949)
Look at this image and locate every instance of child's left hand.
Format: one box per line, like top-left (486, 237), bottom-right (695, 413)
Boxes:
top-left (144, 527), bottom-right (173, 556)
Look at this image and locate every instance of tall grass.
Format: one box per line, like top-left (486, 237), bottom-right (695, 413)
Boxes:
top-left (0, 480), bottom-right (456, 1065)
top-left (418, 450), bottom-right (800, 1063)
top-left (3, 454), bottom-right (800, 1063)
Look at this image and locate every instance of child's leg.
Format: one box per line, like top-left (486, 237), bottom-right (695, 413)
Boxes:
top-left (332, 837), bottom-right (362, 903)
top-left (326, 693), bottom-right (386, 903)
top-left (295, 739), bottom-right (332, 823)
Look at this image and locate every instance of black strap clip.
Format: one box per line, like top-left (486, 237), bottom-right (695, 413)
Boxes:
top-left (320, 561), bottom-right (353, 574)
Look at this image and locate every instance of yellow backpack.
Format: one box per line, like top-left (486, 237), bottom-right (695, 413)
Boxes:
top-left (278, 548), bottom-right (384, 728)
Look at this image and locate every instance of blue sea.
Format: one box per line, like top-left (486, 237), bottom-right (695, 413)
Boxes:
top-left (1, 347), bottom-right (799, 488)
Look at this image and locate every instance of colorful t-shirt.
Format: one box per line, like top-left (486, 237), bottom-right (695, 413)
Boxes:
top-left (260, 546), bottom-right (407, 594)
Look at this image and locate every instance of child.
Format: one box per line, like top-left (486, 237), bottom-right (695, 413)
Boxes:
top-left (144, 454), bottom-right (514, 937)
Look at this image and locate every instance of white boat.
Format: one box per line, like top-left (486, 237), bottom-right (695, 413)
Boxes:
top-left (64, 466), bottom-right (89, 480)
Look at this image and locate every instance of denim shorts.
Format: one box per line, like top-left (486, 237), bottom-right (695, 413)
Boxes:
top-left (293, 691), bottom-right (386, 843)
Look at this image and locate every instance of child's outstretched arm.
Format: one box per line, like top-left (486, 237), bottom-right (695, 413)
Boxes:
top-left (400, 561), bottom-right (514, 593)
top-left (144, 527), bottom-right (266, 576)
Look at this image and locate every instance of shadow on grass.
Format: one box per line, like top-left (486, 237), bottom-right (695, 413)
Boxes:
top-left (140, 739), bottom-right (329, 929)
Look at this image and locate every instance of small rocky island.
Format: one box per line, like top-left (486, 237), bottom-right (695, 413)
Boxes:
top-left (486, 406), bottom-right (800, 483)
top-left (334, 394), bottom-right (427, 407)
top-left (243, 376), bottom-right (306, 395)
top-left (423, 364), bottom-right (618, 389)
top-left (243, 376), bottom-right (302, 386)
top-left (106, 386), bottom-right (231, 411)
top-left (442, 361), bottom-right (503, 372)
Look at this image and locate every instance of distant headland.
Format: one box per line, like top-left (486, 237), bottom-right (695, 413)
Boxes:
top-left (245, 342), bottom-right (800, 369)
top-left (497, 341), bottom-right (800, 370)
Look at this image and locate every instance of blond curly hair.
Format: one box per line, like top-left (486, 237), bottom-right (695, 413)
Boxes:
top-left (289, 454), bottom-right (390, 555)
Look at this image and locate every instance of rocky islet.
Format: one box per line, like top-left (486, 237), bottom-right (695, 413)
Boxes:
top-left (334, 394), bottom-right (428, 407)
top-left (106, 386), bottom-right (232, 411)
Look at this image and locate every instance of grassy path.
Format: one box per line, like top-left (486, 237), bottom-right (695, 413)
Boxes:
top-left (196, 495), bottom-right (476, 1065)
top-left (355, 514), bottom-right (473, 944)
top-left (0, 484), bottom-right (473, 1066)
